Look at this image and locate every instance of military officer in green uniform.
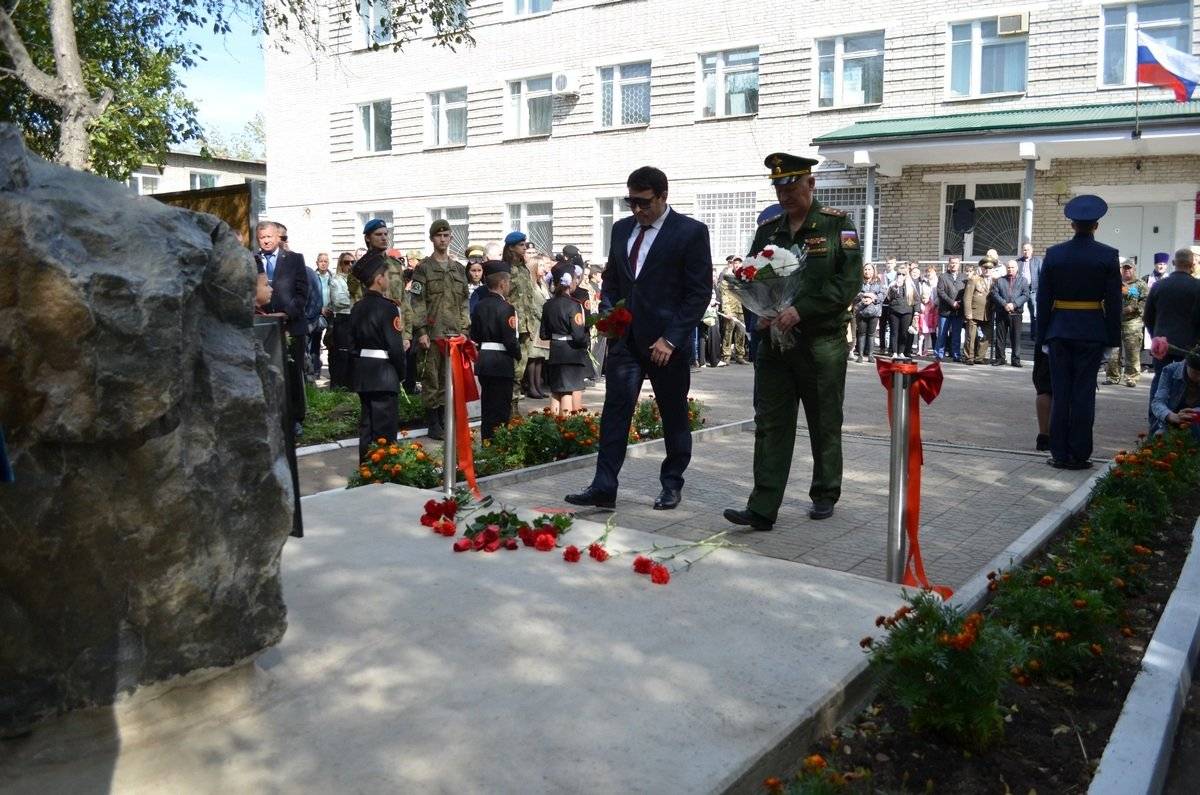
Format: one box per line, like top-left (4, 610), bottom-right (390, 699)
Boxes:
top-left (724, 153), bottom-right (863, 530)
top-left (410, 218), bottom-right (469, 439)
top-left (1104, 261), bottom-right (1147, 387)
top-left (503, 230), bottom-right (543, 408)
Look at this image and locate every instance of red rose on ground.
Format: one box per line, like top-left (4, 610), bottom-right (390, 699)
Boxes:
top-left (504, 538), bottom-right (519, 550)
top-left (534, 533), bottom-right (556, 552)
top-left (481, 525), bottom-right (501, 544)
top-left (518, 525), bottom-right (534, 546)
top-left (633, 555), bottom-right (653, 575)
top-left (424, 499), bottom-right (439, 515)
top-left (563, 545), bottom-right (582, 562)
top-left (452, 538), bottom-right (472, 552)
top-left (433, 518), bottom-right (456, 537)
top-left (420, 514), bottom-right (436, 527)
top-left (483, 539), bottom-right (502, 553)
top-left (588, 543), bottom-right (609, 562)
top-left (649, 564), bottom-right (670, 585)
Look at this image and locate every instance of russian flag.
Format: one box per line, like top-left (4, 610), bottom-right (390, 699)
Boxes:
top-left (1136, 31), bottom-right (1200, 102)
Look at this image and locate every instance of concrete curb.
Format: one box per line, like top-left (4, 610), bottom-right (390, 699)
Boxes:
top-left (1088, 515), bottom-right (1200, 795)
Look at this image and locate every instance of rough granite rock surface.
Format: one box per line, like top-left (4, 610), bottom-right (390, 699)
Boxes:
top-left (0, 125), bottom-right (293, 736)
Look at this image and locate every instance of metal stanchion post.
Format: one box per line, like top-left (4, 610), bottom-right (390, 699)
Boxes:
top-left (443, 344), bottom-right (456, 499)
top-left (886, 360), bottom-right (912, 583)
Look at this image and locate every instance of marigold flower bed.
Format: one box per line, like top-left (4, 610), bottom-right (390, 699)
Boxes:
top-left (766, 428), bottom-right (1200, 794)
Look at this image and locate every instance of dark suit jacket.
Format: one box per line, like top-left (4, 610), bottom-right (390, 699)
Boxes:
top-left (936, 271), bottom-right (964, 315)
top-left (599, 208), bottom-right (713, 353)
top-left (990, 274), bottom-right (1030, 314)
top-left (1035, 234), bottom-right (1121, 348)
top-left (265, 249), bottom-right (309, 335)
top-left (1144, 271), bottom-right (1200, 351)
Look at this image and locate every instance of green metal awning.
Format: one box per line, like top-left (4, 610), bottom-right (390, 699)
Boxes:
top-left (812, 100), bottom-right (1200, 145)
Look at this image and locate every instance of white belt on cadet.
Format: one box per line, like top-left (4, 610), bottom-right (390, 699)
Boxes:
top-left (480, 342), bottom-right (506, 351)
top-left (359, 349), bottom-right (388, 359)
top-left (552, 335), bottom-right (572, 341)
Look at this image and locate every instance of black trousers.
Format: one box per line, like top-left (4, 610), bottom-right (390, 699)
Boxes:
top-left (286, 332), bottom-right (307, 423)
top-left (996, 312), bottom-right (1021, 362)
top-left (854, 316), bottom-right (878, 357)
top-left (879, 306), bottom-right (892, 350)
top-left (888, 311), bottom-right (914, 357)
top-left (358, 391), bottom-right (398, 462)
top-left (478, 376), bottom-right (513, 439)
top-left (308, 325), bottom-right (325, 377)
top-left (329, 315), bottom-right (354, 390)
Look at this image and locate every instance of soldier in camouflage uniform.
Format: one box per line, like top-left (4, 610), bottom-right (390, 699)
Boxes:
top-left (357, 219), bottom-right (407, 320)
top-left (410, 219), bottom-right (469, 439)
top-left (503, 230), bottom-right (544, 408)
top-left (718, 264), bottom-right (748, 364)
top-left (1104, 261), bottom-right (1147, 387)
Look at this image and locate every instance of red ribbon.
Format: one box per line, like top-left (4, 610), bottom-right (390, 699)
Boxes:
top-left (435, 336), bottom-right (482, 498)
top-left (875, 358), bottom-right (952, 599)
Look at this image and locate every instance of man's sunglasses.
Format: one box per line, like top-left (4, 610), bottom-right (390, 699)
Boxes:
top-left (623, 196), bottom-right (655, 209)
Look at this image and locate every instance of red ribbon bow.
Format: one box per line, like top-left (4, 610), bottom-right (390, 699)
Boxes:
top-left (875, 359), bottom-right (952, 598)
top-left (435, 336), bottom-right (482, 498)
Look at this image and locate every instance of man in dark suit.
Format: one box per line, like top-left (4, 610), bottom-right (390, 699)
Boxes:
top-left (1143, 247), bottom-right (1200, 414)
top-left (1035, 195), bottom-right (1121, 469)
top-left (565, 166), bottom-right (712, 510)
top-left (990, 259), bottom-right (1031, 366)
top-left (257, 221), bottom-right (309, 424)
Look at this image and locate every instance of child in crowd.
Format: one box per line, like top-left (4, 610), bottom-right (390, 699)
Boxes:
top-left (539, 262), bottom-right (589, 415)
top-left (348, 252), bottom-right (407, 461)
top-left (470, 260), bottom-right (520, 439)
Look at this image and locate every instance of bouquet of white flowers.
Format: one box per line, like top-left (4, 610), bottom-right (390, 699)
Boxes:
top-left (721, 245), bottom-right (807, 350)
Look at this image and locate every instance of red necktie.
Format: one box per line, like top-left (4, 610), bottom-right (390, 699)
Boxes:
top-left (628, 225), bottom-right (650, 277)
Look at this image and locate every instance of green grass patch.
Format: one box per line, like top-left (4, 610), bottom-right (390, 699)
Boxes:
top-left (300, 384), bottom-right (424, 446)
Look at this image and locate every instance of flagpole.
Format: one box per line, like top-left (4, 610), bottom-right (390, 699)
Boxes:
top-left (1133, 80), bottom-right (1142, 140)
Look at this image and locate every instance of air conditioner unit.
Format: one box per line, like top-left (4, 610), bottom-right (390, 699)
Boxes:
top-left (552, 71), bottom-right (582, 97)
top-left (997, 12), bottom-right (1028, 36)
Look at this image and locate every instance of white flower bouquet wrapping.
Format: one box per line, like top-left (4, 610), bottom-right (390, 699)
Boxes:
top-left (720, 244), bottom-right (808, 350)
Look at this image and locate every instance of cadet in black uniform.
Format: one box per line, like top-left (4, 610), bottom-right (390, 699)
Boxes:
top-left (349, 253), bottom-right (407, 461)
top-left (469, 260), bottom-right (520, 439)
top-left (540, 262), bottom-right (589, 415)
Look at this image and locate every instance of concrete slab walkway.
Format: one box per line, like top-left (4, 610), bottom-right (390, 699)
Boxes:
top-left (1, 484), bottom-right (903, 795)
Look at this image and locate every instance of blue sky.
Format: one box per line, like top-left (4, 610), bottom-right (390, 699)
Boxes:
top-left (178, 12), bottom-right (265, 152)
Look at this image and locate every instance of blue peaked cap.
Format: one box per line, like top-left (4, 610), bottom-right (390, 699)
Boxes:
top-left (1064, 195), bottom-right (1108, 223)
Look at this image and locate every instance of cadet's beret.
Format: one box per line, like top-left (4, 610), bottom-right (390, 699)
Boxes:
top-left (363, 218), bottom-right (387, 236)
top-left (1155, 252), bottom-right (1170, 264)
top-left (429, 218), bottom-right (451, 237)
top-left (483, 260), bottom-right (511, 277)
top-left (465, 244), bottom-right (486, 259)
top-left (504, 231), bottom-right (527, 247)
top-left (1064, 195), bottom-right (1108, 223)
top-left (757, 203), bottom-right (783, 226)
top-left (351, 250), bottom-right (387, 286)
top-left (764, 152), bottom-right (818, 185)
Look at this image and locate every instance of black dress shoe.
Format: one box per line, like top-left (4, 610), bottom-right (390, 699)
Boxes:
top-left (1047, 457), bottom-right (1068, 469)
top-left (1011, 359), bottom-right (1023, 367)
top-left (653, 487), bottom-right (681, 510)
top-left (809, 501), bottom-right (835, 520)
top-left (723, 507), bottom-right (773, 531)
top-left (564, 487), bottom-right (616, 509)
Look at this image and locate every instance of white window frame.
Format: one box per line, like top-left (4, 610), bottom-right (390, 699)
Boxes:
top-left (1097, 1), bottom-right (1193, 87)
top-left (508, 0), bottom-right (551, 18)
top-left (357, 99), bottom-right (393, 153)
top-left (189, 171), bottom-right (219, 190)
top-left (506, 75), bottom-right (553, 138)
top-left (508, 201), bottom-right (554, 254)
top-left (945, 18), bottom-right (1028, 99)
top-left (695, 192), bottom-right (759, 261)
top-left (938, 181), bottom-right (1023, 258)
top-left (696, 48), bottom-right (760, 119)
top-left (427, 88), bottom-right (468, 147)
top-left (127, 172), bottom-right (160, 195)
top-left (359, 0), bottom-right (396, 47)
top-left (814, 32), bottom-right (885, 109)
top-left (596, 61), bottom-right (652, 129)
top-left (357, 210), bottom-right (395, 239)
top-left (594, 196), bottom-right (628, 258)
top-left (429, 207), bottom-right (469, 259)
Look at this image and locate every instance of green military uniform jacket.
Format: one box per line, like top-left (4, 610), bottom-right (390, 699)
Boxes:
top-left (746, 199), bottom-right (863, 336)
top-left (382, 253), bottom-right (414, 335)
top-left (1121, 277), bottom-right (1148, 321)
top-left (410, 255), bottom-right (469, 339)
top-left (507, 260), bottom-right (542, 336)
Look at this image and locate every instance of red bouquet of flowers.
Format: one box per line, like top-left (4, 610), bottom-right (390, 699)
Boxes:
top-left (592, 300), bottom-right (633, 339)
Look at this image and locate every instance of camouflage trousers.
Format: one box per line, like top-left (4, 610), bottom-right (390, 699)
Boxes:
top-left (1105, 319), bottom-right (1144, 384)
top-left (513, 333), bottom-right (534, 404)
top-left (418, 344), bottom-right (446, 410)
top-left (721, 317), bottom-right (747, 362)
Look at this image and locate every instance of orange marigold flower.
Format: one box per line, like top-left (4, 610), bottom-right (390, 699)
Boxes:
top-left (359, 467), bottom-right (371, 478)
top-left (1073, 599), bottom-right (1088, 609)
top-left (802, 754), bottom-right (827, 772)
top-left (416, 452), bottom-right (428, 461)
top-left (859, 636), bottom-right (874, 649)
top-left (1038, 575), bottom-right (1055, 587)
top-left (376, 437), bottom-right (387, 445)
top-left (370, 451), bottom-right (383, 462)
top-left (1028, 659), bottom-right (1042, 671)
top-left (1121, 626), bottom-right (1135, 638)
top-left (1090, 643), bottom-right (1103, 657)
top-left (1113, 577), bottom-right (1126, 589)
top-left (1053, 631), bottom-right (1072, 642)
top-left (763, 777), bottom-right (784, 794)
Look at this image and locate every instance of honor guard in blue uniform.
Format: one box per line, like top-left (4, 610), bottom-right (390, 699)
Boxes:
top-left (349, 248), bottom-right (407, 461)
top-left (470, 260), bottom-right (521, 439)
top-left (1035, 195), bottom-right (1121, 469)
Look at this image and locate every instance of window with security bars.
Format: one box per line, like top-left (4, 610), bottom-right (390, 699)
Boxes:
top-left (599, 62), bottom-right (651, 127)
top-left (942, 182), bottom-right (1021, 258)
top-left (429, 88), bottom-right (467, 146)
top-left (430, 207), bottom-right (469, 258)
top-left (814, 185), bottom-right (880, 255)
top-left (697, 192), bottom-right (757, 260)
top-left (508, 202), bottom-right (553, 254)
top-left (595, 196), bottom-right (628, 258)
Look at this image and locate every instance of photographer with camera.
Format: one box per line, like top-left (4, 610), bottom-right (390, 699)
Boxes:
top-left (853, 263), bottom-right (885, 363)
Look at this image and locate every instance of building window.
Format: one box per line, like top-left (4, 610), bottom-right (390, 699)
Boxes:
top-left (699, 48), bottom-right (759, 118)
top-left (599, 62), bottom-right (651, 127)
top-left (511, 0), bottom-right (551, 15)
top-left (360, 0), bottom-right (394, 46)
top-left (595, 196), bottom-right (627, 257)
top-left (359, 100), bottom-right (392, 152)
top-left (430, 207), bottom-right (469, 259)
top-left (507, 76), bottom-right (553, 137)
top-left (814, 185), bottom-right (880, 255)
top-left (189, 171), bottom-right (218, 190)
top-left (127, 173), bottom-right (160, 195)
top-left (941, 182), bottom-right (1022, 257)
top-left (817, 33), bottom-right (884, 107)
top-left (428, 88), bottom-right (468, 146)
top-left (1101, 1), bottom-right (1191, 86)
top-left (246, 178), bottom-right (267, 215)
top-left (696, 192), bottom-right (758, 260)
top-left (948, 19), bottom-right (1027, 97)
top-left (508, 202), bottom-right (553, 254)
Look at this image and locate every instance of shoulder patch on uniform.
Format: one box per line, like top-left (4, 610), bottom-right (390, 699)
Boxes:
top-left (820, 206), bottom-right (848, 217)
top-left (508, 314), bottom-right (518, 330)
top-left (393, 316), bottom-right (403, 333)
top-left (840, 229), bottom-right (860, 249)
top-left (410, 281), bottom-right (423, 295)
top-left (573, 312), bottom-right (584, 326)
